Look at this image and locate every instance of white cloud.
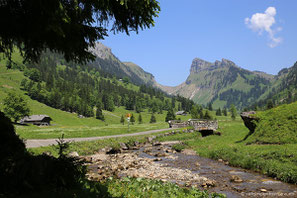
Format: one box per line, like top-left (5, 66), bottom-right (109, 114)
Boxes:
top-left (245, 7), bottom-right (282, 48)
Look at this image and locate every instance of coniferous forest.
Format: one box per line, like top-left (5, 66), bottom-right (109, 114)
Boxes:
top-left (19, 51), bottom-right (194, 118)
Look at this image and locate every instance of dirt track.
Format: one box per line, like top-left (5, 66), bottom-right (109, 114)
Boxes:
top-left (25, 128), bottom-right (171, 148)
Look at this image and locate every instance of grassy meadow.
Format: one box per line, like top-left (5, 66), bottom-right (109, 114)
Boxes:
top-left (15, 106), bottom-right (193, 139)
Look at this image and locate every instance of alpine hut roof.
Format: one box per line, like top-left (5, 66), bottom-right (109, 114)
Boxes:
top-left (22, 115), bottom-right (52, 121)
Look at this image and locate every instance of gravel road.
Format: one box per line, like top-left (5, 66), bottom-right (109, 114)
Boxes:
top-left (26, 128), bottom-right (171, 148)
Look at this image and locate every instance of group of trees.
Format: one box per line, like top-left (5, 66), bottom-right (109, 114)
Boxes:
top-left (120, 113), bottom-right (144, 125)
top-left (190, 105), bottom-right (213, 120)
top-left (215, 107), bottom-right (228, 116)
top-left (190, 104), bottom-right (237, 121)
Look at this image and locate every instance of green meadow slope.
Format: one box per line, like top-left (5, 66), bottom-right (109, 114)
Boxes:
top-left (0, 64), bottom-right (173, 139)
top-left (0, 50), bottom-right (195, 140)
top-left (246, 101), bottom-right (297, 144)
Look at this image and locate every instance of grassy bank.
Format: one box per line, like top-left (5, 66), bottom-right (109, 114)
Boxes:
top-left (157, 116), bottom-right (297, 184)
top-left (245, 102), bottom-right (297, 144)
top-left (21, 177), bottom-right (225, 198)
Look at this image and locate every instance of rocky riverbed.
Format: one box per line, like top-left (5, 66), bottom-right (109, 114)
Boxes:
top-left (83, 140), bottom-right (297, 198)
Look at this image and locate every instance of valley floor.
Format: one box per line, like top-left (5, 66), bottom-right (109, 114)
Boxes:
top-left (28, 116), bottom-right (297, 197)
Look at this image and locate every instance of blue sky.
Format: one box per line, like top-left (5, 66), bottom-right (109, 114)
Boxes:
top-left (102, 0), bottom-right (297, 86)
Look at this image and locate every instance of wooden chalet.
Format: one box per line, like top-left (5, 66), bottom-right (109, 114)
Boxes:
top-left (20, 115), bottom-right (52, 126)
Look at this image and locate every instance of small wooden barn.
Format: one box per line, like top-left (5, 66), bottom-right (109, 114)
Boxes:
top-left (20, 115), bottom-right (52, 126)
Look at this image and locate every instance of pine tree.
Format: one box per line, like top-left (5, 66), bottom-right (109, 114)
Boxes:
top-left (208, 103), bottom-right (213, 111)
top-left (102, 94), bottom-right (115, 112)
top-left (165, 108), bottom-right (176, 122)
top-left (171, 98), bottom-right (176, 109)
top-left (85, 105), bottom-right (94, 117)
top-left (204, 110), bottom-right (212, 120)
top-left (96, 107), bottom-right (105, 121)
top-left (130, 114), bottom-right (135, 125)
top-left (135, 101), bottom-right (142, 113)
top-left (178, 103), bottom-right (182, 111)
top-left (266, 99), bottom-right (274, 110)
top-left (138, 113), bottom-right (143, 124)
top-left (150, 113), bottom-right (156, 123)
top-left (191, 106), bottom-right (199, 119)
top-left (199, 110), bottom-right (204, 119)
top-left (223, 107), bottom-right (228, 116)
top-left (230, 104), bottom-right (237, 120)
top-left (215, 108), bottom-right (222, 116)
top-left (120, 115), bottom-right (125, 125)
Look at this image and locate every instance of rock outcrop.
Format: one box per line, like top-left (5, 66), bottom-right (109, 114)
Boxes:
top-left (240, 111), bottom-right (259, 133)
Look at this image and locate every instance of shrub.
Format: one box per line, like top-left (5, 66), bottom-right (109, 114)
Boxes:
top-left (172, 143), bottom-right (186, 152)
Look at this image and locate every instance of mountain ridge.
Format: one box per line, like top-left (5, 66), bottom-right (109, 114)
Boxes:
top-left (157, 57), bottom-right (274, 109)
top-left (88, 42), bottom-right (157, 86)
top-left (89, 42), bottom-right (297, 109)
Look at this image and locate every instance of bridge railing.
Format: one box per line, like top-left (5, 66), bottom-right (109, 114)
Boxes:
top-left (168, 119), bottom-right (218, 131)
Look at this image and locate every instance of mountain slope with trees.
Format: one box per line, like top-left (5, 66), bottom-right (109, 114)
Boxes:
top-left (0, 47), bottom-right (194, 124)
top-left (253, 61), bottom-right (297, 109)
top-left (159, 58), bottom-right (274, 109)
top-left (89, 42), bottom-right (158, 86)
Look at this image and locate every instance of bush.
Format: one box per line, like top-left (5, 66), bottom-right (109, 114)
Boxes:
top-left (172, 143), bottom-right (186, 152)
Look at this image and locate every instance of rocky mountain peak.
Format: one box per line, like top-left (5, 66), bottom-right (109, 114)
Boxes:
top-left (190, 58), bottom-right (237, 74)
top-left (213, 58), bottom-right (236, 67)
top-left (221, 58), bottom-right (236, 67)
top-left (89, 42), bottom-right (112, 60)
top-left (190, 58), bottom-right (212, 73)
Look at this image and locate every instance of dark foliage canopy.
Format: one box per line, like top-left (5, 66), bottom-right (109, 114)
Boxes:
top-left (0, 0), bottom-right (160, 66)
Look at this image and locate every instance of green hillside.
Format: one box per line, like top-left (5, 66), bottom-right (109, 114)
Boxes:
top-left (0, 65), bottom-right (169, 139)
top-left (160, 58), bottom-right (272, 109)
top-left (89, 42), bottom-right (157, 86)
top-left (0, 50), bottom-right (195, 140)
top-left (123, 62), bottom-right (157, 86)
top-left (253, 62), bottom-right (297, 109)
top-left (245, 101), bottom-right (297, 144)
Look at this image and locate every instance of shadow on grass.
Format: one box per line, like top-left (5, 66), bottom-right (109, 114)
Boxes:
top-left (15, 181), bottom-right (122, 198)
top-left (235, 131), bottom-right (253, 143)
top-left (0, 111), bottom-right (119, 198)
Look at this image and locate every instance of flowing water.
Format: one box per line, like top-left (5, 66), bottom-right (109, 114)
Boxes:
top-left (137, 143), bottom-right (297, 197)
top-left (88, 142), bottom-right (297, 197)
